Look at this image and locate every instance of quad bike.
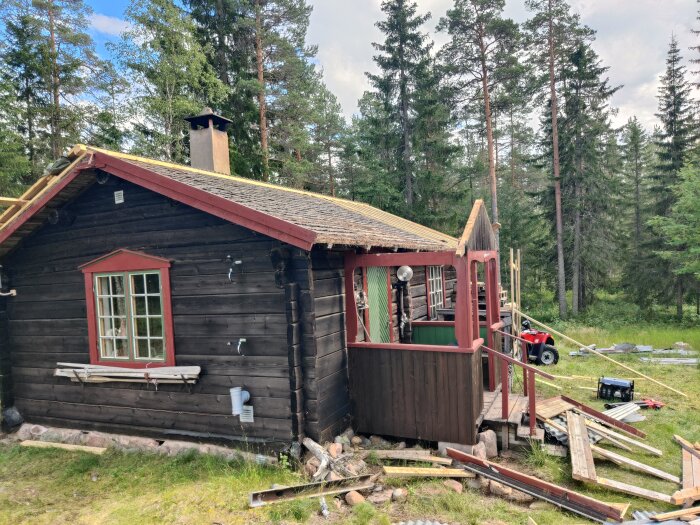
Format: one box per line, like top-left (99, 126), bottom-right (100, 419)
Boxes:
top-left (519, 320), bottom-right (559, 366)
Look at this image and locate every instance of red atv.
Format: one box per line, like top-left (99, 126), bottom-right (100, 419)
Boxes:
top-left (520, 320), bottom-right (559, 366)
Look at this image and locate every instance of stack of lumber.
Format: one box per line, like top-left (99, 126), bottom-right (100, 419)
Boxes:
top-left (54, 363), bottom-right (201, 384)
top-left (604, 402), bottom-right (645, 424)
top-left (535, 396), bottom-right (687, 505)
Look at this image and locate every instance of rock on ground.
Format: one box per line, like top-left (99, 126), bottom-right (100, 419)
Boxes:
top-left (326, 442), bottom-right (342, 458)
top-left (489, 480), bottom-right (512, 498)
top-left (367, 489), bottom-right (393, 505)
top-left (478, 430), bottom-right (498, 458)
top-left (345, 490), bottom-right (365, 506)
top-left (443, 479), bottom-right (463, 493)
top-left (391, 488), bottom-right (408, 502)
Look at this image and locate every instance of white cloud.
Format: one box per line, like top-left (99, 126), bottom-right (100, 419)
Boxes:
top-left (90, 13), bottom-right (131, 37)
top-left (308, 0), bottom-right (700, 130)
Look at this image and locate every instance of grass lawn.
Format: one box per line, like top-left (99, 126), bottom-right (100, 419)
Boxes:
top-left (1, 322), bottom-right (698, 525)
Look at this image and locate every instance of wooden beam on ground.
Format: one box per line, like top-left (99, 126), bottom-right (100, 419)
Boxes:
top-left (445, 448), bottom-right (626, 523)
top-left (561, 395), bottom-right (646, 438)
top-left (535, 396), bottom-right (575, 420)
top-left (683, 450), bottom-right (700, 489)
top-left (382, 466), bottom-right (474, 479)
top-left (584, 419), bottom-right (662, 456)
top-left (361, 450), bottom-right (452, 465)
top-left (567, 411), bottom-right (597, 482)
top-left (248, 475), bottom-right (374, 507)
top-left (675, 435), bottom-right (700, 461)
top-left (590, 445), bottom-right (680, 484)
top-left (651, 506), bottom-right (700, 521)
top-left (593, 477), bottom-right (672, 504)
top-left (516, 309), bottom-right (688, 398)
top-left (671, 486), bottom-right (700, 505)
top-left (20, 440), bottom-right (106, 455)
top-left (539, 414), bottom-right (631, 453)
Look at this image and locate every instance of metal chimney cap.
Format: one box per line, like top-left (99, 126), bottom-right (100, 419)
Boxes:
top-left (185, 107), bottom-right (232, 131)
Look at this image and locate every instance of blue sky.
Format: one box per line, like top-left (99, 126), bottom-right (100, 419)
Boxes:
top-left (86, 0), bottom-right (700, 129)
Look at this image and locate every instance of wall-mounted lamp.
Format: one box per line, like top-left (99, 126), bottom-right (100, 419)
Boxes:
top-left (95, 171), bottom-right (110, 185)
top-left (397, 265), bottom-right (414, 282)
top-left (226, 255), bottom-right (243, 282)
top-left (227, 338), bottom-right (247, 356)
top-left (0, 266), bottom-right (17, 297)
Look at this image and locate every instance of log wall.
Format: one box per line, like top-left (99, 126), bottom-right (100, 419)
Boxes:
top-left (1, 177), bottom-right (312, 443)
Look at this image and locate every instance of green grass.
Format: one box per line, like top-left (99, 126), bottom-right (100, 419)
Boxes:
top-left (1, 315), bottom-right (698, 524)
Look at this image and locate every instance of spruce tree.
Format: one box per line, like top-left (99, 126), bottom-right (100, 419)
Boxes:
top-left (651, 36), bottom-right (696, 317)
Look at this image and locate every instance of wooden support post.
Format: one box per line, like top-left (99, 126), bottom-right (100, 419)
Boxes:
top-left (528, 371), bottom-right (536, 436)
top-left (485, 260), bottom-right (496, 392)
top-left (501, 353), bottom-right (509, 420)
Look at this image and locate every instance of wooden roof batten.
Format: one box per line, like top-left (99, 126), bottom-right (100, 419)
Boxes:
top-left (0, 144), bottom-right (461, 257)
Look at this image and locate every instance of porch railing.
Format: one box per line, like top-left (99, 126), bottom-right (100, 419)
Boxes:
top-left (485, 323), bottom-right (555, 436)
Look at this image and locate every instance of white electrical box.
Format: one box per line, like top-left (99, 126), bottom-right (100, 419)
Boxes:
top-left (114, 190), bottom-right (124, 204)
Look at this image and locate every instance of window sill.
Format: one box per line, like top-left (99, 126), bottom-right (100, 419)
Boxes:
top-left (55, 363), bottom-right (200, 385)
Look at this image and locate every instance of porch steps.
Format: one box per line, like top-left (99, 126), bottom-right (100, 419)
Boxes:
top-left (480, 391), bottom-right (544, 450)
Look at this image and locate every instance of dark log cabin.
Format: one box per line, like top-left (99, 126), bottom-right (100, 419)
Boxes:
top-left (0, 110), bottom-right (533, 449)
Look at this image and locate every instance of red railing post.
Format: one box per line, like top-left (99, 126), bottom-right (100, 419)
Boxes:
top-left (522, 340), bottom-right (528, 397)
top-left (528, 371), bottom-right (536, 436)
top-left (501, 353), bottom-right (509, 420)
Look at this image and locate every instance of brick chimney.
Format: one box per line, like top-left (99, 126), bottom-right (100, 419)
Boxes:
top-left (185, 107), bottom-right (232, 175)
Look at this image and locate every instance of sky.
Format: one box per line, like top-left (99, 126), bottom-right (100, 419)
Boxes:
top-left (88, 0), bottom-right (699, 130)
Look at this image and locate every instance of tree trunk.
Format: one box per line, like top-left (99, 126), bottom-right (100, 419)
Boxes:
top-left (328, 146), bottom-right (334, 196)
top-left (634, 149), bottom-right (641, 258)
top-left (255, 0), bottom-right (270, 181)
top-left (478, 23), bottom-right (499, 264)
top-left (47, 0), bottom-right (61, 159)
top-left (548, 0), bottom-right (567, 318)
top-left (399, 44), bottom-right (412, 205)
top-left (572, 183), bottom-right (581, 315)
top-left (509, 107), bottom-right (516, 185)
top-left (676, 280), bottom-right (683, 319)
top-left (215, 0), bottom-right (228, 83)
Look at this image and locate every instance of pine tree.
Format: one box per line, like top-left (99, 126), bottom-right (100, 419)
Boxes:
top-left (690, 0), bottom-right (700, 88)
top-left (524, 0), bottom-right (590, 317)
top-left (438, 0), bottom-right (521, 264)
top-left (116, 0), bottom-right (228, 163)
top-left (310, 84), bottom-right (346, 196)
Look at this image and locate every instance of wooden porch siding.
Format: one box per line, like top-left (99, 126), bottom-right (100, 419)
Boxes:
top-left (348, 345), bottom-right (483, 444)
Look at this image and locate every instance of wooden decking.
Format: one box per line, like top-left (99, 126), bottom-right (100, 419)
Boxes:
top-left (479, 389), bottom-right (544, 449)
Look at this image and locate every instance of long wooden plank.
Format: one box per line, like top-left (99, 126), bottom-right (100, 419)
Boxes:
top-left (593, 477), bottom-right (672, 504)
top-left (446, 448), bottom-right (625, 523)
top-left (590, 445), bottom-right (680, 484)
top-left (0, 197), bottom-right (27, 206)
top-left (20, 440), bottom-right (106, 455)
top-left (683, 450), bottom-right (700, 489)
top-left (535, 396), bottom-right (575, 419)
top-left (362, 450), bottom-right (452, 465)
top-left (382, 466), bottom-right (474, 479)
top-left (651, 506), bottom-right (700, 521)
top-left (561, 395), bottom-right (646, 438)
top-left (567, 411), bottom-right (597, 482)
top-left (585, 419), bottom-right (662, 456)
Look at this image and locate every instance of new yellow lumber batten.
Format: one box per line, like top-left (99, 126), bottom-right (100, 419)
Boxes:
top-left (20, 440), bottom-right (106, 455)
top-left (382, 466), bottom-right (474, 479)
top-left (0, 197), bottom-right (27, 206)
top-left (515, 309), bottom-right (688, 398)
top-left (672, 486), bottom-right (700, 505)
top-left (651, 506), bottom-right (700, 521)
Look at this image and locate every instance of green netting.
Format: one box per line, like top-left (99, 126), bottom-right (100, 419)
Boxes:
top-left (366, 266), bottom-right (390, 343)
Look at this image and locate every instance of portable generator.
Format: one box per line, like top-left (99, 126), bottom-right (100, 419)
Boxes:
top-left (597, 377), bottom-right (634, 402)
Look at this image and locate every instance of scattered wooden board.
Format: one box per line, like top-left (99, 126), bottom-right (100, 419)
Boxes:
top-left (683, 450), bottom-right (700, 489)
top-left (651, 506), bottom-right (700, 521)
top-left (676, 436), bottom-right (700, 461)
top-left (561, 395), bottom-right (646, 438)
top-left (606, 501), bottom-right (631, 519)
top-left (590, 445), bottom-right (680, 484)
top-left (585, 419), bottom-right (662, 456)
top-left (362, 450), bottom-right (452, 465)
top-left (536, 396), bottom-right (575, 420)
top-left (671, 486), bottom-right (700, 505)
top-left (20, 440), bottom-right (106, 455)
top-left (567, 411), bottom-right (597, 482)
top-left (593, 477), bottom-right (672, 504)
top-left (382, 466), bottom-right (474, 479)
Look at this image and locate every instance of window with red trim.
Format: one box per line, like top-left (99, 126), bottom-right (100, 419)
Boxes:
top-left (80, 250), bottom-right (175, 368)
top-left (427, 265), bottom-right (445, 320)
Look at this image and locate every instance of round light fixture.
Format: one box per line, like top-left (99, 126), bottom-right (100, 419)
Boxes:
top-left (397, 265), bottom-right (414, 282)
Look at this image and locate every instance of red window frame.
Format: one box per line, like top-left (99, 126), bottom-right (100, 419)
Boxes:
top-left (79, 249), bottom-right (176, 368)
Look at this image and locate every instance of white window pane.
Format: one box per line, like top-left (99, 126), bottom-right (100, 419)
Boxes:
top-left (132, 274), bottom-right (146, 295)
top-left (133, 296), bottom-right (147, 316)
top-left (150, 339), bottom-right (165, 359)
top-left (135, 338), bottom-right (150, 359)
top-left (149, 317), bottom-right (163, 337)
top-left (134, 317), bottom-right (148, 338)
top-left (147, 296), bottom-right (161, 315)
top-left (146, 273), bottom-right (160, 294)
top-left (96, 276), bottom-right (110, 296)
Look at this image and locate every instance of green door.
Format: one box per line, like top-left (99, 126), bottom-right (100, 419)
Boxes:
top-left (366, 266), bottom-right (390, 343)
